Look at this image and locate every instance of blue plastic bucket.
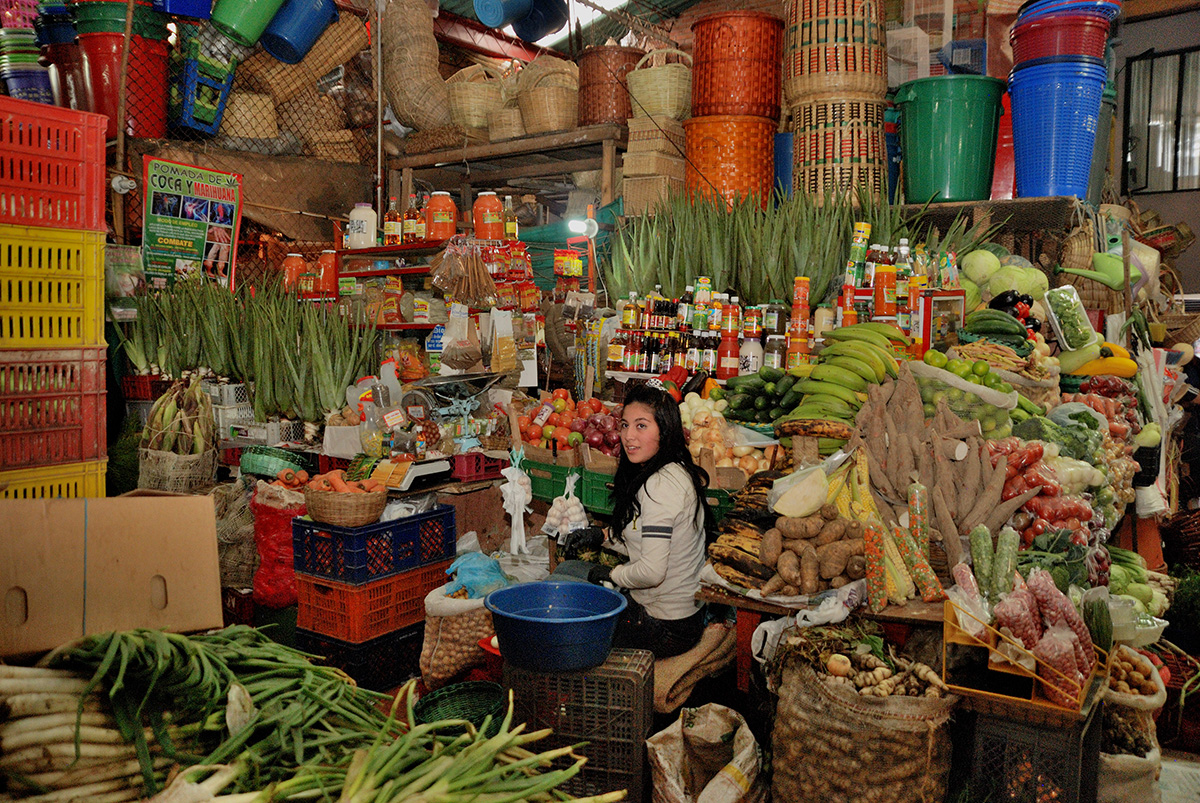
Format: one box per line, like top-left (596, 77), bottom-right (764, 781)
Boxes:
top-left (152, 0), bottom-right (211, 19)
top-left (1016, 0), bottom-right (1121, 22)
top-left (259, 0), bottom-right (337, 65)
top-left (511, 0), bottom-right (567, 43)
top-left (474, 0), bottom-right (531, 29)
top-left (1009, 60), bottom-right (1106, 198)
top-left (484, 581), bottom-right (626, 672)
top-left (1, 64), bottom-right (54, 103)
top-left (773, 130), bottom-right (792, 198)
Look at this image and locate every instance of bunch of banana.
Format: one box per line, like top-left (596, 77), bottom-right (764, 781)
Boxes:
top-left (775, 323), bottom-right (906, 454)
top-left (140, 378), bottom-right (218, 455)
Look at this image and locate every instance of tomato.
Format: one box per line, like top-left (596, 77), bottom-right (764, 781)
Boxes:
top-left (542, 424), bottom-right (557, 440)
top-left (552, 426), bottom-right (571, 444)
top-left (524, 424), bottom-right (544, 442)
top-left (552, 398), bottom-right (567, 413)
top-left (552, 388), bottom-right (570, 400)
top-left (517, 415), bottom-right (532, 432)
top-left (563, 398), bottom-right (576, 412)
top-left (545, 412), bottom-right (561, 428)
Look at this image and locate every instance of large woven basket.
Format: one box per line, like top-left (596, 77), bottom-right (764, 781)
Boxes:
top-left (623, 150), bottom-right (685, 180)
top-left (304, 486), bottom-right (387, 527)
top-left (691, 11), bottom-right (784, 120)
top-left (309, 129), bottom-right (360, 162)
top-left (577, 45), bottom-right (643, 126)
top-left (277, 86), bottom-right (346, 136)
top-left (627, 48), bottom-right (692, 120)
top-left (790, 94), bottom-right (887, 201)
top-left (487, 106), bottom-right (525, 141)
top-left (623, 175), bottom-right (683, 216)
top-left (448, 63), bottom-right (506, 130)
top-left (783, 0), bottom-right (888, 102)
top-left (684, 114), bottom-right (775, 209)
top-left (518, 70), bottom-right (578, 135)
top-left (626, 114), bottom-right (685, 154)
top-left (238, 16), bottom-right (367, 105)
top-left (219, 92), bottom-right (279, 138)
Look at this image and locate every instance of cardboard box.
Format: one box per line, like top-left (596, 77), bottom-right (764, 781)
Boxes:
top-left (1, 494), bottom-right (223, 658)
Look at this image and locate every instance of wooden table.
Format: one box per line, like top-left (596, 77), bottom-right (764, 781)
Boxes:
top-left (697, 585), bottom-right (945, 692)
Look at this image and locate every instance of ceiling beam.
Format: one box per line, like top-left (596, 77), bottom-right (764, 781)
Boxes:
top-left (432, 11), bottom-right (551, 61)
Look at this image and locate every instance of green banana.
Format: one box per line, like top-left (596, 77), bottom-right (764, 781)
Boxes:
top-left (811, 363), bottom-right (869, 393)
top-left (824, 326), bottom-right (894, 351)
top-left (819, 341), bottom-right (888, 381)
top-left (795, 379), bottom-right (865, 408)
top-left (790, 398), bottom-right (856, 417)
top-left (822, 355), bottom-right (882, 384)
top-left (854, 321), bottom-right (912, 346)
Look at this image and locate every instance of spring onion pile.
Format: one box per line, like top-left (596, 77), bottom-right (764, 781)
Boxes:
top-left (1, 627), bottom-right (625, 803)
top-left (114, 279), bottom-right (378, 424)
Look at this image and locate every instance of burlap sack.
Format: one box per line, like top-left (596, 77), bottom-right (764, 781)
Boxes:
top-left (138, 449), bottom-right (217, 494)
top-left (381, 0), bottom-right (451, 131)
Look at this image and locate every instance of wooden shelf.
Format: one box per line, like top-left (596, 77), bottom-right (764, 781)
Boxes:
top-left (376, 322), bottom-right (440, 330)
top-left (336, 241), bottom-right (448, 259)
top-left (901, 196), bottom-right (1078, 235)
top-left (340, 266), bottom-right (431, 279)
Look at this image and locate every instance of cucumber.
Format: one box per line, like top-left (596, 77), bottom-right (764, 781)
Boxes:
top-left (754, 395), bottom-right (770, 411)
top-left (768, 406), bottom-right (785, 421)
top-left (726, 374), bottom-right (765, 392)
top-left (755, 410), bottom-right (772, 423)
top-left (757, 365), bottom-right (785, 383)
top-left (707, 387), bottom-right (725, 402)
top-left (1016, 394), bottom-right (1044, 416)
top-left (728, 393), bottom-right (753, 410)
top-left (775, 375), bottom-right (796, 397)
top-left (779, 388), bottom-right (802, 410)
top-left (763, 382), bottom-right (777, 396)
top-left (1083, 597), bottom-right (1112, 653)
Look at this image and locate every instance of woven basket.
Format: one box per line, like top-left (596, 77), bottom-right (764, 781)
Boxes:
top-left (240, 445), bottom-right (305, 478)
top-left (623, 175), bottom-right (683, 216)
top-left (691, 11), bottom-right (784, 121)
top-left (684, 114), bottom-right (776, 209)
top-left (382, 0), bottom-right (451, 131)
top-left (623, 150), bottom-right (686, 180)
top-left (487, 106), bottom-right (525, 141)
top-left (219, 92), bottom-right (279, 138)
top-left (790, 94), bottom-right (886, 164)
top-left (277, 87), bottom-right (345, 137)
top-left (448, 63), bottom-right (506, 130)
top-left (309, 129), bottom-right (360, 162)
top-left (518, 70), bottom-right (578, 135)
top-left (304, 486), bottom-right (387, 527)
top-left (239, 16), bottom-right (367, 105)
top-left (516, 55), bottom-right (578, 92)
top-left (627, 48), bottom-right (692, 120)
top-left (577, 45), bottom-right (643, 126)
top-left (626, 114), bottom-right (685, 154)
top-left (783, 0), bottom-right (887, 102)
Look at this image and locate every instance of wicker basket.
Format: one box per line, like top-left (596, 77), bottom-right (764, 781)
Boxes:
top-left (277, 87), bottom-right (346, 138)
top-left (518, 70), bottom-right (578, 135)
top-left (578, 45), bottom-right (643, 126)
top-left (623, 175), bottom-right (683, 216)
top-left (516, 55), bottom-right (578, 92)
top-left (623, 150), bottom-right (686, 180)
top-left (309, 129), bottom-right (360, 162)
top-left (684, 114), bottom-right (776, 209)
top-left (790, 94), bottom-right (887, 164)
top-left (219, 92), bottom-right (279, 138)
top-left (240, 445), bottom-right (305, 478)
top-left (487, 106), bottom-right (525, 141)
top-left (448, 63), bottom-right (506, 131)
top-left (304, 486), bottom-right (388, 527)
top-left (627, 48), bottom-right (692, 120)
top-left (239, 15), bottom-right (368, 105)
top-left (691, 11), bottom-right (784, 121)
top-left (783, 0), bottom-right (888, 103)
top-left (626, 114), bottom-right (685, 154)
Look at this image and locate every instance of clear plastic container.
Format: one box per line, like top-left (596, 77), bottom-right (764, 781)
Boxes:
top-left (1044, 285), bottom-right (1099, 351)
top-left (346, 203), bottom-right (377, 249)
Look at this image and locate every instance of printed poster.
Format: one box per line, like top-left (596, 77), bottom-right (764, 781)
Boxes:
top-left (142, 156), bottom-right (243, 289)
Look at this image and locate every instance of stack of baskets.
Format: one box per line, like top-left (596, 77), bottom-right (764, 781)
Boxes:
top-left (685, 10), bottom-right (783, 209)
top-left (1007, 0), bottom-right (1121, 199)
top-left (514, 56), bottom-right (578, 136)
top-left (620, 47), bottom-right (691, 215)
top-left (783, 0), bottom-right (888, 200)
top-left (448, 62), bottom-right (506, 137)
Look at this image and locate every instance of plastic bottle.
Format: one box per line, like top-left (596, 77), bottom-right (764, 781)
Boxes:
top-left (739, 334), bottom-right (763, 375)
top-left (346, 203), bottom-right (377, 249)
top-left (402, 194), bottom-right (420, 243)
top-left (473, 191), bottom-right (504, 240)
top-left (414, 195), bottom-right (428, 241)
top-left (677, 285), bottom-right (694, 331)
top-left (874, 259), bottom-right (897, 318)
top-left (814, 304), bottom-right (835, 340)
top-left (722, 295), bottom-right (741, 336)
top-left (700, 333), bottom-right (718, 373)
top-left (716, 333), bottom-right (740, 380)
top-left (608, 330), bottom-right (626, 371)
top-left (502, 195), bottom-right (519, 239)
top-left (358, 403), bottom-right (385, 458)
top-left (316, 249), bottom-right (338, 295)
top-left (425, 191), bottom-right (457, 240)
top-left (622, 292), bottom-right (639, 328)
top-left (846, 222), bottom-right (871, 287)
top-left (709, 293), bottom-right (725, 332)
top-left (786, 329), bottom-right (811, 369)
top-left (684, 333), bottom-right (701, 371)
top-left (383, 196), bottom-right (402, 245)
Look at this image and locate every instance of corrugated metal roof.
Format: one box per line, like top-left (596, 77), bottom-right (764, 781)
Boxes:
top-left (436, 0), bottom-right (703, 52)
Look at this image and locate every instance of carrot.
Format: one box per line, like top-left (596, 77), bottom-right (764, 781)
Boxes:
top-left (295, 470), bottom-right (309, 484)
top-left (360, 478), bottom-right (384, 493)
top-left (277, 468), bottom-right (297, 485)
top-left (308, 477), bottom-right (333, 491)
top-left (327, 470), bottom-right (352, 493)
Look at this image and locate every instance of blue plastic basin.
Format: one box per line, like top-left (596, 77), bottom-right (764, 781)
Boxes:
top-left (259, 0), bottom-right (338, 64)
top-left (510, 0), bottom-right (567, 43)
top-left (484, 581), bottom-right (626, 673)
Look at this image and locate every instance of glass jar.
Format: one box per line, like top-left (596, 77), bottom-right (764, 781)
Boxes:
top-left (762, 301), bottom-right (789, 337)
top-left (282, 253), bottom-right (306, 291)
top-left (473, 191), bottom-right (504, 240)
top-left (763, 334), bottom-right (787, 370)
top-left (316, 250), bottom-right (338, 295)
top-left (742, 305), bottom-right (762, 339)
top-left (716, 333), bottom-right (740, 380)
top-left (814, 305), bottom-right (835, 340)
top-left (425, 192), bottom-right (457, 241)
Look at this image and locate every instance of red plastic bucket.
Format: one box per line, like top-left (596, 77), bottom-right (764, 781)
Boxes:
top-left (77, 31), bottom-right (167, 139)
top-left (1010, 15), bottom-right (1110, 63)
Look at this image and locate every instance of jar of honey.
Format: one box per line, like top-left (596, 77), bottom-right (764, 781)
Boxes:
top-left (425, 192), bottom-right (457, 241)
top-left (282, 253), bottom-right (306, 291)
top-left (473, 191), bottom-right (504, 240)
top-left (316, 250), bottom-right (338, 295)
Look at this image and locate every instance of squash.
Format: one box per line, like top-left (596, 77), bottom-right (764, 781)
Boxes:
top-left (771, 467), bottom-right (829, 518)
top-left (1070, 356), bottom-right (1138, 378)
top-left (1100, 341), bottom-right (1130, 359)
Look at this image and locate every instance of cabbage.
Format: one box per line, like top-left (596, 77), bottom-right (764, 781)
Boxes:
top-left (961, 277), bottom-right (982, 310)
top-left (988, 265), bottom-right (1048, 299)
top-left (962, 249), bottom-right (1002, 285)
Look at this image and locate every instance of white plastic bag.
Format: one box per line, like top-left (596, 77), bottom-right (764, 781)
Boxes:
top-left (646, 704), bottom-right (769, 803)
top-left (499, 462), bottom-right (533, 554)
top-left (542, 472), bottom-right (588, 540)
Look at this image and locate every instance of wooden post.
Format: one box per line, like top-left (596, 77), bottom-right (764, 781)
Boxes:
top-left (601, 138), bottom-right (616, 206)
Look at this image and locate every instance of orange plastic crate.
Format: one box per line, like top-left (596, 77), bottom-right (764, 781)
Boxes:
top-left (296, 560), bottom-right (451, 643)
top-left (0, 96), bottom-right (106, 232)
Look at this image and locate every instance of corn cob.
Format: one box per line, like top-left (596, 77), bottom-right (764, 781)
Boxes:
top-left (893, 525), bottom-right (947, 602)
top-left (863, 521), bottom-right (889, 613)
top-left (881, 528), bottom-right (916, 600)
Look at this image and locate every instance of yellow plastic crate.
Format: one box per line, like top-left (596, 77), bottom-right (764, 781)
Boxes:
top-left (0, 459), bottom-right (107, 498)
top-left (0, 224), bottom-right (106, 348)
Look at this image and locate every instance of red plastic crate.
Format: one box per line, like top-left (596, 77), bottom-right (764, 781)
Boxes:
top-left (295, 560), bottom-right (451, 643)
top-left (318, 454), bottom-right (351, 474)
top-left (121, 373), bottom-right (172, 401)
top-left (451, 451), bottom-right (508, 482)
top-left (222, 587), bottom-right (254, 627)
top-left (0, 346), bottom-right (106, 470)
top-left (0, 96), bottom-right (106, 232)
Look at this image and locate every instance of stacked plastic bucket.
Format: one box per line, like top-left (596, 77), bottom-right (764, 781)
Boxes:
top-left (0, 26), bottom-right (53, 102)
top-left (1008, 0), bottom-right (1121, 198)
top-left (33, 3), bottom-right (84, 109)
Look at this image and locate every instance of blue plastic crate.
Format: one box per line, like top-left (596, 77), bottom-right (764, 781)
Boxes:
top-left (296, 624), bottom-right (423, 692)
top-left (293, 503), bottom-right (457, 584)
top-left (169, 58), bottom-right (233, 135)
top-left (939, 39), bottom-right (987, 75)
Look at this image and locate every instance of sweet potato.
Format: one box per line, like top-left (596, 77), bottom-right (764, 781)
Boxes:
top-left (781, 584), bottom-right (801, 597)
top-left (820, 504), bottom-right (839, 521)
top-left (760, 528), bottom-right (783, 569)
top-left (796, 542), bottom-right (820, 595)
top-left (830, 575), bottom-right (850, 589)
top-left (813, 519), bottom-right (848, 546)
top-left (816, 538), bottom-right (865, 579)
top-left (777, 515), bottom-right (823, 540)
top-left (760, 573), bottom-right (786, 597)
top-left (846, 519), bottom-right (864, 539)
top-left (845, 554), bottom-right (867, 580)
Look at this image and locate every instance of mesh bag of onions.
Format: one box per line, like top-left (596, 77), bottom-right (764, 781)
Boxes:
top-left (419, 583), bottom-right (495, 690)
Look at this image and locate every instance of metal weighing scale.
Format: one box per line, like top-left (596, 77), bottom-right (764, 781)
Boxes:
top-left (394, 372), bottom-right (505, 491)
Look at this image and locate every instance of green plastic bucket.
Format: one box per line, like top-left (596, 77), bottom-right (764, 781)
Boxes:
top-left (895, 75), bottom-right (1007, 204)
top-left (209, 0), bottom-right (286, 47)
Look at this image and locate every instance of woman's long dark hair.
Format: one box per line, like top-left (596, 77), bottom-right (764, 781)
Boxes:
top-left (610, 382), bottom-right (716, 543)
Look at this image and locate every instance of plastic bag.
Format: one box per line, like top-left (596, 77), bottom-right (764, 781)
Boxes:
top-left (249, 488), bottom-right (305, 608)
top-left (419, 583), bottom-right (494, 690)
top-left (543, 472), bottom-right (588, 540)
top-left (1032, 624), bottom-right (1086, 708)
top-left (500, 462), bottom-right (533, 554)
top-left (910, 361), bottom-right (1018, 438)
top-left (647, 703), bottom-right (769, 803)
top-left (442, 551), bottom-right (510, 599)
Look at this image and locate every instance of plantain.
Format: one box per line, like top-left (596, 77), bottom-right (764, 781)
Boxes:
top-left (708, 544), bottom-right (776, 580)
top-left (710, 560), bottom-right (767, 589)
top-left (776, 418), bottom-right (855, 440)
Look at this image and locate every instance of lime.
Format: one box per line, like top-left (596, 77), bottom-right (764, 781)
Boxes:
top-left (972, 360), bottom-right (991, 377)
top-left (981, 417), bottom-right (998, 433)
top-left (946, 388), bottom-right (965, 403)
top-left (998, 381), bottom-right (1014, 394)
top-left (923, 349), bottom-right (948, 369)
top-left (923, 402), bottom-right (936, 418)
top-left (967, 374), bottom-right (984, 385)
top-left (982, 372), bottom-right (1004, 390)
top-left (920, 385), bottom-right (935, 404)
top-left (932, 389), bottom-right (948, 405)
